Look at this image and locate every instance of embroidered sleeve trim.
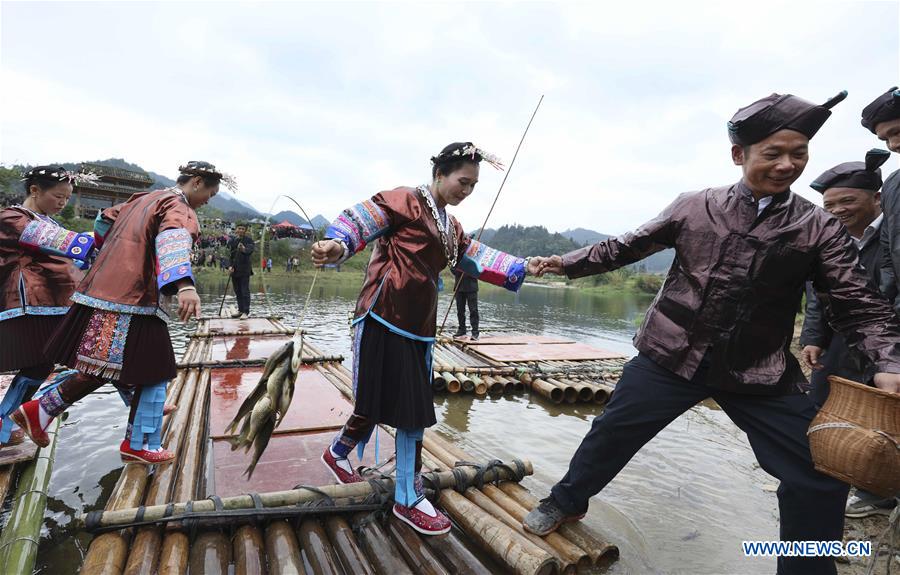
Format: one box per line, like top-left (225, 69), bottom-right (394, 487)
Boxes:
top-left (19, 219), bottom-right (95, 260)
top-left (457, 239), bottom-right (527, 292)
top-left (70, 292), bottom-right (170, 323)
top-left (155, 228), bottom-right (194, 290)
top-left (325, 199), bottom-right (390, 255)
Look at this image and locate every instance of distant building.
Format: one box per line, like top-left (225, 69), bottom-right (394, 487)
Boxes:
top-left (72, 163), bottom-right (154, 218)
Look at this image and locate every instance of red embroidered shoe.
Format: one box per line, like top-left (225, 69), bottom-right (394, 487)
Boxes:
top-left (0, 424), bottom-right (24, 447)
top-left (321, 446), bottom-right (363, 484)
top-left (119, 440), bottom-right (176, 465)
top-left (393, 502), bottom-right (451, 535)
top-left (11, 401), bottom-right (49, 448)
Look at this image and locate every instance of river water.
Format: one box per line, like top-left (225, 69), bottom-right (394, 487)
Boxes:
top-left (29, 274), bottom-right (781, 574)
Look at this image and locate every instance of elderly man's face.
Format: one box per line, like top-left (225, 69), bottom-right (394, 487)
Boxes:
top-left (732, 130), bottom-right (809, 198)
top-left (822, 187), bottom-right (881, 237)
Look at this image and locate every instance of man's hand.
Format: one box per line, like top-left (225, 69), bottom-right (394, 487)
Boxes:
top-left (873, 372), bottom-right (900, 394)
top-left (801, 345), bottom-right (825, 370)
top-left (177, 288), bottom-right (202, 322)
top-left (228, 266), bottom-right (234, 275)
top-left (311, 240), bottom-right (343, 266)
top-left (532, 255), bottom-right (564, 276)
top-left (237, 242), bottom-right (246, 253)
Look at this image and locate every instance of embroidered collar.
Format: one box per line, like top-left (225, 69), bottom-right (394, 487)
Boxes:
top-left (418, 185), bottom-right (458, 269)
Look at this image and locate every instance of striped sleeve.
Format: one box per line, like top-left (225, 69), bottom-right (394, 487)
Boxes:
top-left (155, 228), bottom-right (194, 291)
top-left (456, 239), bottom-right (526, 292)
top-left (19, 219), bottom-right (95, 261)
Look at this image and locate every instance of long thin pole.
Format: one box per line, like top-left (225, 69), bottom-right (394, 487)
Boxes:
top-left (438, 95), bottom-right (544, 335)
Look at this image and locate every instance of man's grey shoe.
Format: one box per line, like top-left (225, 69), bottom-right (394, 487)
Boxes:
top-left (522, 497), bottom-right (585, 536)
top-left (845, 492), bottom-right (897, 518)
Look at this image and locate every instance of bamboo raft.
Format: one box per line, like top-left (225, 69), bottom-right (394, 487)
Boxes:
top-left (0, 373), bottom-right (63, 574)
top-left (432, 335), bottom-right (628, 405)
top-left (75, 316), bottom-right (618, 575)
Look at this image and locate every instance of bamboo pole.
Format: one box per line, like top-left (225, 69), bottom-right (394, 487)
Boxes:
top-left (439, 490), bottom-right (558, 575)
top-left (545, 379), bottom-right (577, 404)
top-left (123, 370), bottom-right (202, 575)
top-left (528, 379), bottom-right (563, 403)
top-left (457, 373), bottom-right (475, 393)
top-left (578, 381), bottom-right (610, 405)
top-left (297, 519), bottom-right (343, 575)
top-left (81, 462), bottom-right (533, 528)
top-left (354, 512), bottom-right (414, 575)
top-left (469, 374), bottom-right (487, 396)
top-left (385, 515), bottom-right (451, 575)
top-left (233, 525), bottom-right (267, 575)
top-left (189, 531), bottom-right (231, 575)
top-left (421, 530), bottom-right (492, 575)
top-left (324, 516), bottom-right (375, 575)
top-left (497, 483), bottom-right (619, 566)
top-left (442, 372), bottom-right (461, 394)
top-left (157, 369), bottom-right (211, 573)
top-left (265, 520), bottom-right (307, 575)
top-left (158, 532), bottom-right (191, 575)
top-left (177, 354), bottom-right (343, 369)
top-left (559, 378), bottom-right (594, 403)
top-left (432, 372), bottom-right (447, 392)
top-left (481, 485), bottom-right (590, 572)
top-left (0, 418), bottom-right (60, 574)
top-left (0, 465), bottom-right (15, 507)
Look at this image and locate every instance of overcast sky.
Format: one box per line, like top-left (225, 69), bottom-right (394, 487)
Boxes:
top-left (2, 1), bottom-right (898, 233)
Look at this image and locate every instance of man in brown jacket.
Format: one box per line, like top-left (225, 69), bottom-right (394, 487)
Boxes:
top-left (524, 91), bottom-right (900, 575)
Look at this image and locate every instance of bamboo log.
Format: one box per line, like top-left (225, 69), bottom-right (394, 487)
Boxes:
top-left (189, 531), bottom-right (231, 575)
top-left (457, 373), bottom-right (475, 392)
top-left (157, 532), bottom-right (190, 575)
top-left (432, 372), bottom-right (447, 392)
top-left (529, 379), bottom-right (563, 403)
top-left (440, 490), bottom-right (558, 575)
top-left (0, 418), bottom-right (60, 574)
top-left (545, 379), bottom-right (577, 404)
top-left (462, 487), bottom-right (572, 573)
top-left (157, 369), bottom-right (212, 573)
top-left (354, 513), bottom-right (414, 575)
top-left (265, 520), bottom-right (307, 575)
top-left (177, 354), bottom-right (343, 369)
top-left (422, 530), bottom-right (492, 575)
top-left (386, 515), bottom-right (451, 575)
top-left (123, 370), bottom-right (202, 575)
top-left (469, 374), bottom-right (487, 396)
top-left (297, 519), bottom-right (343, 575)
top-left (497, 483), bottom-right (618, 566)
top-left (559, 379), bottom-right (594, 403)
top-left (233, 525), bottom-right (267, 575)
top-left (324, 516), bottom-right (375, 575)
top-left (81, 461), bottom-right (533, 528)
top-left (481, 485), bottom-right (589, 572)
top-left (578, 381), bottom-right (609, 405)
top-left (442, 372), bottom-right (461, 394)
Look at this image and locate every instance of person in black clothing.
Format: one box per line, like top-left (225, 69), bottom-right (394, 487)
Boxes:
top-left (228, 223), bottom-right (255, 318)
top-left (799, 149), bottom-right (897, 519)
top-left (451, 265), bottom-right (479, 340)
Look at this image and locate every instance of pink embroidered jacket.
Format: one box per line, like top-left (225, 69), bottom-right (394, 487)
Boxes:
top-left (74, 189), bottom-right (199, 317)
top-left (0, 206), bottom-right (95, 321)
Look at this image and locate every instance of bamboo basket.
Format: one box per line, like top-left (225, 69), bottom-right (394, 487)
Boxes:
top-left (808, 376), bottom-right (900, 498)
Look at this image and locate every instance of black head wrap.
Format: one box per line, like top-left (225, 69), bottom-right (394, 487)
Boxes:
top-left (430, 142), bottom-right (504, 171)
top-left (178, 161), bottom-right (238, 192)
top-left (21, 165), bottom-right (99, 187)
top-left (727, 91), bottom-right (847, 146)
top-left (861, 86), bottom-right (900, 134)
top-left (810, 149), bottom-right (891, 193)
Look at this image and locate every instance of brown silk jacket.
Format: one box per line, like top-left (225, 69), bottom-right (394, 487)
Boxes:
top-left (562, 181), bottom-right (900, 394)
top-left (74, 189), bottom-right (199, 317)
top-left (0, 207), bottom-right (84, 318)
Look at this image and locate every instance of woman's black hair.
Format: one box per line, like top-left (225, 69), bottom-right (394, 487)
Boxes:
top-left (431, 142), bottom-right (482, 178)
top-left (22, 165), bottom-right (71, 195)
top-left (176, 173), bottom-right (222, 187)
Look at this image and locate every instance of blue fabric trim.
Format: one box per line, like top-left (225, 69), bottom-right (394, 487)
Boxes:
top-left (0, 306), bottom-right (69, 322)
top-left (131, 380), bottom-right (167, 450)
top-left (0, 374), bottom-right (44, 443)
top-left (366, 312), bottom-right (435, 342)
top-left (156, 228), bottom-right (194, 292)
top-left (395, 428), bottom-right (424, 506)
top-left (93, 211), bottom-right (112, 240)
top-left (70, 292), bottom-right (169, 322)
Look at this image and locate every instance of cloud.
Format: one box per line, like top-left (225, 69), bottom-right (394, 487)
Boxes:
top-left (1, 1), bottom-right (897, 234)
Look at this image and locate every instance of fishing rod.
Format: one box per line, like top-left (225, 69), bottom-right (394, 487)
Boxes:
top-left (438, 94), bottom-right (544, 336)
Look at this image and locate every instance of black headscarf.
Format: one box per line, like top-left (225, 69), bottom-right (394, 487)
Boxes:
top-left (810, 149), bottom-right (891, 193)
top-left (861, 86), bottom-right (900, 134)
top-left (727, 91), bottom-right (847, 146)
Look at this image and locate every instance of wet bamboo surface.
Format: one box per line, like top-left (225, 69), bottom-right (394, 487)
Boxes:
top-left (78, 317), bottom-right (618, 575)
top-left (433, 338), bottom-right (627, 404)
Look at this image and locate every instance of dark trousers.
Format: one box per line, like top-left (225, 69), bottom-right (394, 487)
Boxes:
top-left (232, 274), bottom-right (251, 314)
top-left (551, 353), bottom-right (849, 575)
top-left (455, 291), bottom-right (479, 335)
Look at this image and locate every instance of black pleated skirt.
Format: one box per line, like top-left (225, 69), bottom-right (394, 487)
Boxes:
top-left (0, 314), bottom-right (62, 372)
top-left (353, 317), bottom-right (436, 430)
top-left (44, 303), bottom-right (177, 388)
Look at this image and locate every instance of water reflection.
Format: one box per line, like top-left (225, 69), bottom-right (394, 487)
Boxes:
top-left (33, 275), bottom-right (775, 575)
